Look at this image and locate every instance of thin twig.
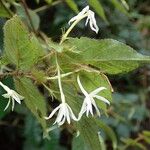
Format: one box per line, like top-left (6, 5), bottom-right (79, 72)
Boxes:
top-left (77, 64), bottom-right (114, 92)
top-left (101, 73), bottom-right (114, 92)
top-left (20, 0), bottom-right (37, 33)
top-left (34, 0), bottom-right (62, 13)
top-left (0, 71), bottom-right (31, 78)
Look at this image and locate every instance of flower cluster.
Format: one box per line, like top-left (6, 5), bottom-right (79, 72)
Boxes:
top-left (45, 71), bottom-right (110, 126)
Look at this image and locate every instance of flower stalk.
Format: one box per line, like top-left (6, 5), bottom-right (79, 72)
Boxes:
top-left (45, 58), bottom-right (78, 125)
top-left (60, 14), bottom-right (87, 44)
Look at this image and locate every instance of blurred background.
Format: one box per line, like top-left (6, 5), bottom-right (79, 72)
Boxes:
top-left (0, 0), bottom-right (150, 149)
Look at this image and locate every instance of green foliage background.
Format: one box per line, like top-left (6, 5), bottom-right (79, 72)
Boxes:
top-left (0, 0), bottom-right (150, 150)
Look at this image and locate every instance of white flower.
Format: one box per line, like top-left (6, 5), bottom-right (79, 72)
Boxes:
top-left (85, 10), bottom-right (99, 33)
top-left (0, 82), bottom-right (24, 111)
top-left (77, 75), bottom-right (110, 119)
top-left (68, 5), bottom-right (99, 33)
top-left (45, 102), bottom-right (78, 126)
top-left (45, 62), bottom-right (78, 125)
top-left (68, 6), bottom-right (89, 25)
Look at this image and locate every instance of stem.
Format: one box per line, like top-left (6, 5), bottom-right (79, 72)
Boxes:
top-left (101, 73), bottom-right (114, 92)
top-left (34, 0), bottom-right (62, 13)
top-left (60, 14), bottom-right (87, 44)
top-left (46, 69), bottom-right (80, 80)
top-left (20, 0), bottom-right (37, 33)
top-left (0, 71), bottom-right (35, 80)
top-left (0, 0), bottom-right (13, 17)
top-left (0, 71), bottom-right (22, 78)
top-left (56, 56), bottom-right (66, 103)
top-left (42, 83), bottom-right (56, 99)
top-left (39, 51), bottom-right (54, 61)
top-left (76, 64), bottom-right (114, 92)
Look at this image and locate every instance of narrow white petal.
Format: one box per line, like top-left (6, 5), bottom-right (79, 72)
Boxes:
top-left (55, 114), bottom-right (64, 124)
top-left (11, 99), bottom-right (15, 111)
top-left (58, 116), bottom-right (66, 126)
top-left (90, 11), bottom-right (98, 29)
top-left (56, 107), bottom-right (65, 123)
top-left (85, 16), bottom-right (90, 26)
top-left (91, 22), bottom-right (99, 34)
top-left (94, 95), bottom-right (110, 105)
top-left (78, 100), bottom-right (87, 119)
top-left (0, 82), bottom-right (11, 92)
top-left (53, 118), bottom-right (58, 125)
top-left (44, 105), bottom-right (61, 120)
top-left (90, 87), bottom-right (106, 96)
top-left (12, 93), bottom-right (22, 104)
top-left (76, 131), bottom-right (80, 137)
top-left (67, 113), bottom-right (71, 124)
top-left (91, 98), bottom-right (100, 116)
top-left (89, 19), bottom-right (98, 33)
top-left (68, 6), bottom-right (89, 25)
top-left (65, 106), bottom-right (71, 124)
top-left (2, 93), bottom-right (10, 98)
top-left (4, 99), bottom-right (11, 111)
top-left (80, 5), bottom-right (89, 15)
top-left (67, 104), bottom-right (78, 121)
top-left (68, 16), bottom-right (78, 25)
top-left (86, 108), bottom-right (91, 117)
top-left (77, 75), bottom-right (88, 96)
top-left (88, 10), bottom-right (99, 33)
top-left (14, 92), bottom-right (24, 100)
top-left (70, 111), bottom-right (78, 121)
top-left (13, 91), bottom-right (24, 100)
top-left (87, 104), bottom-right (94, 117)
top-left (86, 97), bottom-right (93, 116)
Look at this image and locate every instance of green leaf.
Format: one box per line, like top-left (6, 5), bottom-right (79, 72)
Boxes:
top-left (65, 0), bottom-right (79, 13)
top-left (47, 39), bottom-right (63, 52)
top-left (4, 15), bottom-right (44, 70)
top-left (23, 113), bottom-right (44, 150)
top-left (31, 69), bottom-right (46, 83)
top-left (143, 131), bottom-right (150, 144)
top-left (45, 0), bottom-right (53, 4)
top-left (109, 0), bottom-right (128, 15)
top-left (14, 77), bottom-right (47, 132)
top-left (0, 1), bottom-right (11, 18)
top-left (143, 131), bottom-right (150, 137)
top-left (76, 117), bottom-right (103, 150)
top-left (88, 0), bottom-right (107, 22)
top-left (122, 138), bottom-right (147, 150)
top-left (72, 136), bottom-right (89, 150)
top-left (14, 3), bottom-right (40, 30)
top-left (96, 120), bottom-right (117, 150)
top-left (64, 37), bottom-right (150, 74)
